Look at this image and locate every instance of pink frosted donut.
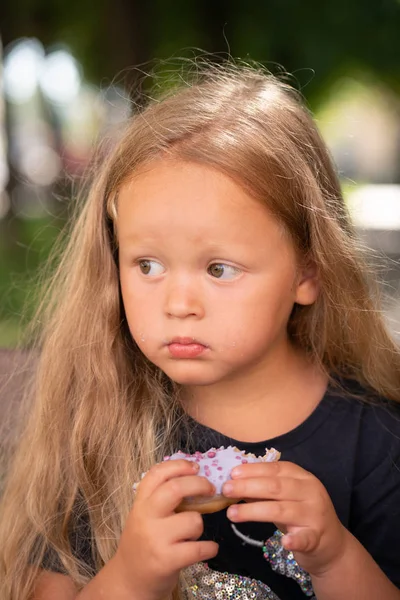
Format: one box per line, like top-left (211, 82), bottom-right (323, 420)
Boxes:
top-left (134, 446), bottom-right (280, 514)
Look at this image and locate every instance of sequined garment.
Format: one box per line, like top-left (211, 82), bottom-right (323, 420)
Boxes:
top-left (262, 530), bottom-right (314, 597)
top-left (182, 562), bottom-right (282, 600)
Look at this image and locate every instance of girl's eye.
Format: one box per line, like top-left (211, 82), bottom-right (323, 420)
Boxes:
top-left (207, 263), bottom-right (241, 280)
top-left (138, 260), bottom-right (165, 276)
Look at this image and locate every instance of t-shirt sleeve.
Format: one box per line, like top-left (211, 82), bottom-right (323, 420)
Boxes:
top-left (39, 501), bottom-right (95, 575)
top-left (40, 545), bottom-right (67, 574)
top-left (350, 401), bottom-right (400, 587)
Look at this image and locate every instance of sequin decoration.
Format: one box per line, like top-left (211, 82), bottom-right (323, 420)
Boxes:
top-left (182, 562), bottom-right (281, 600)
top-left (263, 530), bottom-right (314, 597)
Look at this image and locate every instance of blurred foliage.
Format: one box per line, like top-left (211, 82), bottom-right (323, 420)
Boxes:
top-left (1, 0), bottom-right (400, 347)
top-left (0, 214), bottom-right (65, 346)
top-left (1, 0), bottom-right (400, 102)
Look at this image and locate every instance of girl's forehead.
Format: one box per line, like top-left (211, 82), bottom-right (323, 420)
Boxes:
top-left (116, 159), bottom-right (292, 258)
top-left (118, 159), bottom-right (269, 223)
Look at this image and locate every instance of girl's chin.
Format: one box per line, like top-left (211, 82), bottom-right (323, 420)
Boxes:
top-left (168, 374), bottom-right (217, 387)
top-left (161, 365), bottom-right (222, 387)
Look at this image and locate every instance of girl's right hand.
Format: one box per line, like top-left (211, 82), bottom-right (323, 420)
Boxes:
top-left (113, 459), bottom-right (219, 600)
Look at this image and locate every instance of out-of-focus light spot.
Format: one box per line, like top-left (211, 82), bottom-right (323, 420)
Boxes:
top-left (348, 185), bottom-right (400, 230)
top-left (4, 38), bottom-right (45, 104)
top-left (0, 156), bottom-right (9, 191)
top-left (39, 50), bottom-right (81, 104)
top-left (11, 183), bottom-right (51, 219)
top-left (19, 144), bottom-right (61, 186)
top-left (0, 190), bottom-right (11, 219)
top-left (100, 85), bottom-right (131, 124)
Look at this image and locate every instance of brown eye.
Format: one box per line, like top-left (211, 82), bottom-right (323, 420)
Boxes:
top-left (208, 263), bottom-right (225, 278)
top-left (139, 260), bottom-right (151, 274)
top-left (138, 260), bottom-right (165, 276)
top-left (207, 263), bottom-right (241, 280)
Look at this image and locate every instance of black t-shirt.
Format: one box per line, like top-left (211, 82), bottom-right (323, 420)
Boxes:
top-left (41, 379), bottom-right (400, 598)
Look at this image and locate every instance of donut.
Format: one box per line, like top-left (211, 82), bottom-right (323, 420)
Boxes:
top-left (134, 446), bottom-right (281, 514)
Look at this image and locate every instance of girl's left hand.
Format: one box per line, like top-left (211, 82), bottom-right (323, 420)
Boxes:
top-left (222, 461), bottom-right (350, 578)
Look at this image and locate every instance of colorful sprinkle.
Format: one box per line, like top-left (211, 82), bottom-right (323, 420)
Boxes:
top-left (133, 446), bottom-right (281, 496)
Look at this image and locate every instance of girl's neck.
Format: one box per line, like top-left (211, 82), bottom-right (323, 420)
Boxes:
top-left (181, 344), bottom-right (329, 443)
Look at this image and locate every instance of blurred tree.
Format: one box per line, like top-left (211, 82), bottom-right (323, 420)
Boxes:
top-left (1, 0), bottom-right (400, 101)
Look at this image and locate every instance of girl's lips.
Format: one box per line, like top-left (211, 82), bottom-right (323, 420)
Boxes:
top-left (168, 343), bottom-right (207, 358)
top-left (167, 338), bottom-right (208, 358)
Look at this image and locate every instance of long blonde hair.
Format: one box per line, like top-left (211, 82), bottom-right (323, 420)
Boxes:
top-left (1, 59), bottom-right (399, 599)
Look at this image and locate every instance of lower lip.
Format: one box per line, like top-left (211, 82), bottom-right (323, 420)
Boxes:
top-left (168, 343), bottom-right (207, 358)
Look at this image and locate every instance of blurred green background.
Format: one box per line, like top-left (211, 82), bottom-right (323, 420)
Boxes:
top-left (1, 1), bottom-right (400, 347)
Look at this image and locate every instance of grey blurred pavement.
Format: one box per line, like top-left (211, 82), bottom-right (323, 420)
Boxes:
top-left (359, 229), bottom-right (400, 339)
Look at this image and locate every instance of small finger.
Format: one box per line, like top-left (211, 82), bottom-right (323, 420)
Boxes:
top-left (135, 460), bottom-right (199, 501)
top-left (167, 511), bottom-right (204, 542)
top-left (231, 461), bottom-right (311, 480)
top-left (150, 475), bottom-right (216, 517)
top-left (223, 476), bottom-right (312, 502)
top-left (282, 528), bottom-right (319, 553)
top-left (227, 500), bottom-right (306, 525)
top-left (172, 541), bottom-right (219, 569)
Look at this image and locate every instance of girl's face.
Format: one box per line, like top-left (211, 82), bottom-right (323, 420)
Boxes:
top-left (118, 159), bottom-right (318, 387)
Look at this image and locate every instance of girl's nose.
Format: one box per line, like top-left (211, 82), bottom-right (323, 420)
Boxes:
top-left (164, 279), bottom-right (205, 319)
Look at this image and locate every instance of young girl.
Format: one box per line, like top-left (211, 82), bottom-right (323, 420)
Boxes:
top-left (1, 60), bottom-right (400, 600)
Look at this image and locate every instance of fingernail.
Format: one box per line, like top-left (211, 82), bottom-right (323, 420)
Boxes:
top-left (227, 505), bottom-right (238, 520)
top-left (231, 467), bottom-right (241, 477)
top-left (192, 462), bottom-right (200, 471)
top-left (223, 483), bottom-right (233, 495)
top-left (281, 534), bottom-right (292, 550)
